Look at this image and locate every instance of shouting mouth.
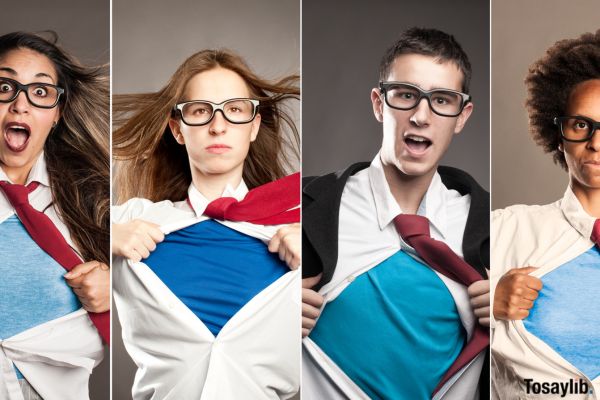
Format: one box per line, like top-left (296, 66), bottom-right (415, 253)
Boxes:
top-left (4, 122), bottom-right (31, 153)
top-left (404, 134), bottom-right (432, 155)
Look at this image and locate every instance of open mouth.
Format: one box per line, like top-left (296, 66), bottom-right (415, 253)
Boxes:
top-left (4, 122), bottom-right (31, 153)
top-left (404, 134), bottom-right (432, 154)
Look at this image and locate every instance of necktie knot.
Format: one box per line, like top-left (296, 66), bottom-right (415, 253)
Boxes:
top-left (591, 219), bottom-right (600, 246)
top-left (0, 181), bottom-right (38, 207)
top-left (204, 196), bottom-right (238, 220)
top-left (393, 213), bottom-right (431, 241)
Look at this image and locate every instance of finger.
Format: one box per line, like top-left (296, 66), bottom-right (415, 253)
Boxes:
top-left (72, 287), bottom-right (86, 297)
top-left (268, 234), bottom-right (282, 253)
top-left (65, 274), bottom-right (84, 288)
top-left (474, 306), bottom-right (490, 318)
top-left (302, 328), bottom-right (310, 338)
top-left (470, 292), bottom-right (490, 309)
top-left (524, 276), bottom-right (543, 291)
top-left (302, 273), bottom-right (322, 289)
top-left (478, 317), bottom-right (490, 327)
top-left (302, 303), bottom-right (321, 319)
top-left (142, 233), bottom-right (158, 253)
top-left (64, 261), bottom-right (100, 279)
top-left (522, 287), bottom-right (540, 301)
top-left (302, 316), bottom-right (317, 331)
top-left (147, 226), bottom-right (165, 243)
top-left (302, 288), bottom-right (324, 308)
top-left (125, 249), bottom-right (143, 263)
top-left (134, 244), bottom-right (151, 260)
top-left (467, 280), bottom-right (489, 297)
top-left (278, 246), bottom-right (288, 263)
top-left (515, 298), bottom-right (535, 310)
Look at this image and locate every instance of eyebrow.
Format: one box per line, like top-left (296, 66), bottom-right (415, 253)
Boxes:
top-left (0, 67), bottom-right (55, 82)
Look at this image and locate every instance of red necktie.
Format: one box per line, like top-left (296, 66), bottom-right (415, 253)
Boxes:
top-left (200, 172), bottom-right (300, 224)
top-left (591, 219), bottom-right (600, 245)
top-left (394, 214), bottom-right (488, 396)
top-left (0, 181), bottom-right (110, 344)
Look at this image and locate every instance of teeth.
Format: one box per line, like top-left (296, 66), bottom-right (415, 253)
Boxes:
top-left (406, 135), bottom-right (429, 142)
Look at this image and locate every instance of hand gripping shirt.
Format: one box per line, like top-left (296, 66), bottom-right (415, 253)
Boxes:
top-left (112, 180), bottom-right (300, 400)
top-left (491, 186), bottom-right (600, 399)
top-left (0, 154), bottom-right (104, 400)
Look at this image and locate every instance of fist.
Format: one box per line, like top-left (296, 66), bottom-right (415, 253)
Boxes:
top-left (112, 219), bottom-right (164, 262)
top-left (493, 267), bottom-right (542, 320)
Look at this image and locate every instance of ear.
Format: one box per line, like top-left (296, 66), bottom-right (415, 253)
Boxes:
top-left (371, 88), bottom-right (384, 123)
top-left (168, 118), bottom-right (185, 145)
top-left (454, 102), bottom-right (473, 134)
top-left (250, 113), bottom-right (261, 142)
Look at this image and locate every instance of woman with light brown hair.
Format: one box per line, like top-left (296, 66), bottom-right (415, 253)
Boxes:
top-left (0, 31), bottom-right (109, 400)
top-left (111, 49), bottom-right (301, 399)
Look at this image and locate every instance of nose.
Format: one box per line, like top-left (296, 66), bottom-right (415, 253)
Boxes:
top-left (8, 90), bottom-right (30, 114)
top-left (409, 97), bottom-right (431, 127)
top-left (208, 110), bottom-right (227, 135)
top-left (586, 127), bottom-right (600, 151)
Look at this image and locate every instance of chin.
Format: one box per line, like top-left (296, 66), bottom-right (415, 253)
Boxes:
top-left (394, 159), bottom-right (436, 178)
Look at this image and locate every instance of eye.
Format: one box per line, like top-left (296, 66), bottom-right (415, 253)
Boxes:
top-left (0, 83), bottom-right (13, 93)
top-left (571, 119), bottom-right (590, 131)
top-left (32, 86), bottom-right (49, 98)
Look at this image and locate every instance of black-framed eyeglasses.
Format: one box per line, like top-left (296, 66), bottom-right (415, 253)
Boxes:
top-left (554, 116), bottom-right (600, 142)
top-left (379, 81), bottom-right (471, 117)
top-left (0, 77), bottom-right (64, 109)
top-left (173, 98), bottom-right (259, 126)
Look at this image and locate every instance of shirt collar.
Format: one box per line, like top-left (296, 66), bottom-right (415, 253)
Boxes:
top-left (560, 185), bottom-right (596, 240)
top-left (368, 152), bottom-right (448, 238)
top-left (187, 179), bottom-right (249, 217)
top-left (0, 152), bottom-right (50, 187)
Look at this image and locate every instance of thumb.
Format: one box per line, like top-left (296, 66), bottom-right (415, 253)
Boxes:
top-left (507, 266), bottom-right (538, 276)
top-left (64, 261), bottom-right (100, 279)
top-left (302, 273), bottom-right (322, 289)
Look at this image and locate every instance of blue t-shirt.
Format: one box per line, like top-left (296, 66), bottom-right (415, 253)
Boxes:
top-left (144, 220), bottom-right (288, 336)
top-left (310, 250), bottom-right (465, 399)
top-left (0, 215), bottom-right (81, 378)
top-left (524, 246), bottom-right (600, 380)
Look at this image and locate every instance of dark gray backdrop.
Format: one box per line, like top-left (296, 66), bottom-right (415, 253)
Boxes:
top-left (2, 1), bottom-right (109, 399)
top-left (302, 0), bottom-right (490, 190)
top-left (112, 0), bottom-right (300, 398)
top-left (492, 0), bottom-right (600, 209)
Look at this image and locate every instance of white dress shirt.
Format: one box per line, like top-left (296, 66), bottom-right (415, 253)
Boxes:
top-left (0, 154), bottom-right (104, 400)
top-left (112, 180), bottom-right (300, 400)
top-left (491, 186), bottom-right (600, 399)
top-left (302, 153), bottom-right (486, 400)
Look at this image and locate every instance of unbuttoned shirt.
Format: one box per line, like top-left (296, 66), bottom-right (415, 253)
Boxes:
top-left (0, 153), bottom-right (104, 400)
top-left (491, 186), bottom-right (600, 399)
top-left (302, 153), bottom-right (486, 400)
top-left (112, 180), bottom-right (300, 400)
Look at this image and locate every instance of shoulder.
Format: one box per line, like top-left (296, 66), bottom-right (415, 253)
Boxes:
top-left (111, 197), bottom-right (179, 224)
top-left (302, 162), bottom-right (370, 198)
top-left (438, 165), bottom-right (488, 197)
top-left (492, 201), bottom-right (563, 237)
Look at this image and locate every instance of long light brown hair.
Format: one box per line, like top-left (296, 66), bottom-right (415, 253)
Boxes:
top-left (113, 49), bottom-right (299, 204)
top-left (0, 32), bottom-right (109, 264)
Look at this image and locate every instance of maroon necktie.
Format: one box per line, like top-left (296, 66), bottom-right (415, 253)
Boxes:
top-left (394, 214), bottom-right (488, 396)
top-left (0, 181), bottom-right (110, 344)
top-left (200, 172), bottom-right (300, 225)
top-left (590, 219), bottom-right (600, 245)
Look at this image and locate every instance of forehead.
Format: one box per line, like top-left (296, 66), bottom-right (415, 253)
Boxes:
top-left (386, 54), bottom-right (463, 92)
top-left (567, 79), bottom-right (600, 120)
top-left (0, 48), bottom-right (57, 84)
top-left (184, 67), bottom-right (250, 102)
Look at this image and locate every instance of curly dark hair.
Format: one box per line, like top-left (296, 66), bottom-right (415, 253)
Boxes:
top-left (525, 29), bottom-right (600, 170)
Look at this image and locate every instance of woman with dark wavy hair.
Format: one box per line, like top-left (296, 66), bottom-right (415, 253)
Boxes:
top-left (491, 30), bottom-right (600, 398)
top-left (0, 32), bottom-right (109, 400)
top-left (112, 49), bottom-right (300, 399)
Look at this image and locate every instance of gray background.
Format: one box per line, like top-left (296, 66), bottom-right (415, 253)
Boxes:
top-left (1, 1), bottom-right (109, 399)
top-left (112, 0), bottom-right (299, 398)
top-left (492, 0), bottom-right (600, 209)
top-left (302, 0), bottom-right (490, 190)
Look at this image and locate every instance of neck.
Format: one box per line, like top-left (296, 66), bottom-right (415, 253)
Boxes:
top-left (0, 162), bottom-right (35, 185)
top-left (382, 160), bottom-right (436, 214)
top-left (190, 164), bottom-right (244, 201)
top-left (571, 179), bottom-right (600, 218)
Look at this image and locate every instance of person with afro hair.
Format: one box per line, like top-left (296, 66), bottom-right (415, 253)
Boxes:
top-left (491, 30), bottom-right (600, 399)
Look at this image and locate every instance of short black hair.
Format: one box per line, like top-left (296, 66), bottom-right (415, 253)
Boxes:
top-left (379, 27), bottom-right (472, 93)
top-left (525, 29), bottom-right (600, 170)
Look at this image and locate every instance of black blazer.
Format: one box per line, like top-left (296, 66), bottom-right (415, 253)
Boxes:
top-left (302, 162), bottom-right (490, 400)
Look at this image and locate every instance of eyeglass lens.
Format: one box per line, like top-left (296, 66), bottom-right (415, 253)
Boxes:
top-left (385, 84), bottom-right (464, 116)
top-left (181, 99), bottom-right (256, 125)
top-left (0, 78), bottom-right (61, 108)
